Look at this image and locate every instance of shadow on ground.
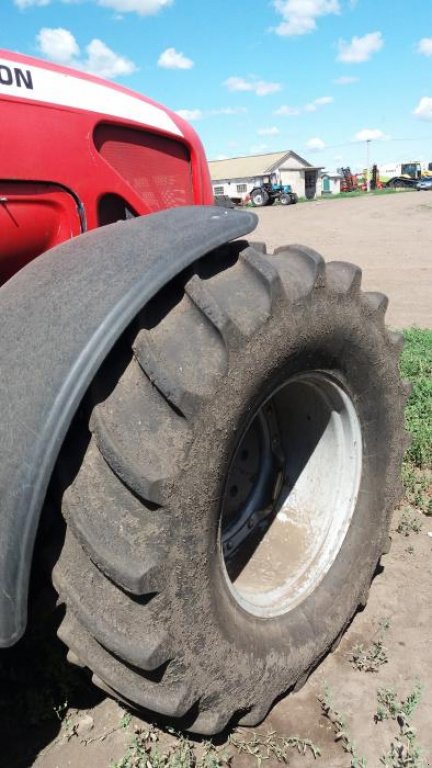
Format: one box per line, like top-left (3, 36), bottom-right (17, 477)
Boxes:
top-left (0, 604), bottom-right (103, 768)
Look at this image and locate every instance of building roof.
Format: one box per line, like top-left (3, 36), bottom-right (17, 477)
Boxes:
top-left (322, 170), bottom-right (343, 178)
top-left (208, 150), bottom-right (316, 181)
top-left (282, 165), bottom-right (324, 171)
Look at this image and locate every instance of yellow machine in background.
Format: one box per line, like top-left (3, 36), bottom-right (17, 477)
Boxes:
top-left (380, 161), bottom-right (432, 188)
top-left (400, 161), bottom-right (432, 178)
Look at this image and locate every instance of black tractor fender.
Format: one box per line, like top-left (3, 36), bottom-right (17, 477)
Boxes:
top-left (0, 205), bottom-right (257, 648)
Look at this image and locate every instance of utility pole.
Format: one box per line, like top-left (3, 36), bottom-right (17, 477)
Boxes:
top-left (366, 139), bottom-right (371, 192)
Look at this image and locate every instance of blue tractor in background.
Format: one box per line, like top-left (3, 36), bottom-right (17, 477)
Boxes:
top-left (250, 175), bottom-right (298, 207)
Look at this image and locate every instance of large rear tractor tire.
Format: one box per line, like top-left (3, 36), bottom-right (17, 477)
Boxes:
top-left (250, 188), bottom-right (269, 207)
top-left (52, 240), bottom-right (407, 735)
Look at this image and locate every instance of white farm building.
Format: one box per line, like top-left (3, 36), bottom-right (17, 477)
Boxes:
top-left (208, 150), bottom-right (324, 202)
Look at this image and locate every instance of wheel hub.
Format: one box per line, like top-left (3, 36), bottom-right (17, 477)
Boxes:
top-left (220, 372), bottom-right (362, 618)
top-left (221, 403), bottom-right (284, 558)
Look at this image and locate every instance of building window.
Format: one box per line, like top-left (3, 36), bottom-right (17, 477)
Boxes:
top-left (236, 184), bottom-right (247, 193)
top-left (214, 186), bottom-right (225, 195)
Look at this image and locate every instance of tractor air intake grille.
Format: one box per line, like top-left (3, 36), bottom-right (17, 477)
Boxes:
top-left (94, 124), bottom-right (193, 210)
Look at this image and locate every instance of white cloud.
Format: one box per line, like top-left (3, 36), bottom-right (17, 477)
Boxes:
top-left (223, 76), bottom-right (252, 92)
top-left (333, 75), bottom-right (359, 84)
top-left (272, 0), bottom-right (340, 37)
top-left (210, 107), bottom-right (247, 115)
top-left (413, 97), bottom-right (432, 121)
top-left (37, 27), bottom-right (80, 63)
top-left (353, 128), bottom-right (389, 141)
top-left (224, 76), bottom-right (282, 96)
top-left (17, 0), bottom-right (172, 12)
top-left (84, 38), bottom-right (136, 77)
top-left (275, 104), bottom-right (301, 116)
top-left (337, 31), bottom-right (383, 63)
top-left (275, 95), bottom-right (333, 116)
top-left (417, 38), bottom-right (432, 57)
top-left (314, 95), bottom-right (333, 105)
top-left (255, 81), bottom-right (282, 96)
top-left (306, 137), bottom-right (326, 151)
top-left (176, 107), bottom-right (246, 121)
top-left (175, 109), bottom-right (203, 121)
top-left (305, 95), bottom-right (333, 111)
top-left (157, 47), bottom-right (193, 70)
top-left (15, 0), bottom-right (50, 7)
top-left (36, 27), bottom-right (136, 78)
top-left (97, 0), bottom-right (173, 14)
top-left (257, 126), bottom-right (280, 136)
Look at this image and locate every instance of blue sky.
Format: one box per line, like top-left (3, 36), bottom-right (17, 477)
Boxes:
top-left (2, 0), bottom-right (432, 170)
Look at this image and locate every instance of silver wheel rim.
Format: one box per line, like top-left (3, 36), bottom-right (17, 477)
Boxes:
top-left (220, 372), bottom-right (362, 618)
top-left (253, 193), bottom-right (263, 205)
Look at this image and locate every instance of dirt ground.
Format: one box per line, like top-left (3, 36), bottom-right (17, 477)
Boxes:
top-left (1, 191), bottom-right (431, 768)
top-left (252, 190), bottom-right (432, 329)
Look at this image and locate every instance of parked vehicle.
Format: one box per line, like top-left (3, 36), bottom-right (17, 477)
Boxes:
top-left (338, 167), bottom-right (359, 193)
top-left (250, 181), bottom-right (298, 206)
top-left (0, 49), bottom-right (407, 736)
top-left (416, 178), bottom-right (432, 191)
top-left (380, 161), bottom-right (432, 183)
top-left (386, 176), bottom-right (418, 189)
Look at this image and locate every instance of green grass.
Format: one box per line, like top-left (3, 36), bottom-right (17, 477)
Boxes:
top-left (376, 685), bottom-right (425, 768)
top-left (375, 683), bottom-right (423, 723)
top-left (295, 188), bottom-right (414, 203)
top-left (321, 684), bottom-right (426, 768)
top-left (230, 731), bottom-right (321, 763)
top-left (243, 187), bottom-right (413, 207)
top-left (318, 188), bottom-right (412, 201)
top-left (110, 729), bottom-right (231, 768)
top-left (400, 329), bottom-right (432, 470)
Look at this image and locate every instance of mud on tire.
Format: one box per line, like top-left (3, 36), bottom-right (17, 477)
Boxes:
top-left (52, 240), bottom-right (408, 735)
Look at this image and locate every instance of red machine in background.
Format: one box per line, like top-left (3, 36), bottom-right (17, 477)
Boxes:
top-left (338, 167), bottom-right (359, 193)
top-left (338, 165), bottom-right (383, 193)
